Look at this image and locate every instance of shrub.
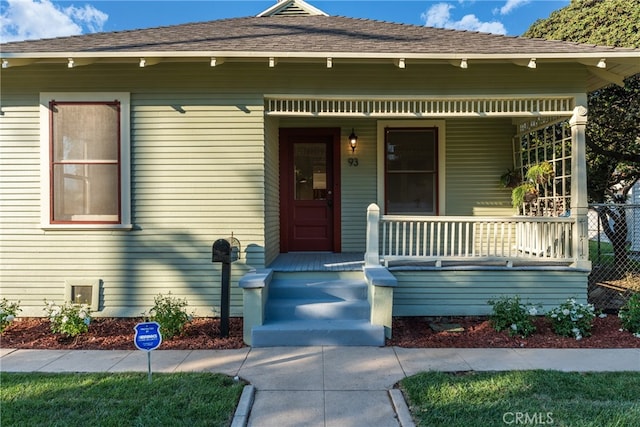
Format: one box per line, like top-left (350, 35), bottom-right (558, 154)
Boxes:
top-left (148, 292), bottom-right (192, 339)
top-left (618, 293), bottom-right (640, 337)
top-left (43, 300), bottom-right (91, 337)
top-left (488, 296), bottom-right (539, 338)
top-left (0, 298), bottom-right (21, 333)
top-left (546, 298), bottom-right (595, 340)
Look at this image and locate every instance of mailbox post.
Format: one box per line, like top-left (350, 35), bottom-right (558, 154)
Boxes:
top-left (212, 238), bottom-right (239, 338)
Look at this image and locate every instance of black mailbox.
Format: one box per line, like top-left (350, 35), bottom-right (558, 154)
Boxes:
top-left (212, 239), bottom-right (231, 263)
top-left (211, 236), bottom-right (240, 338)
top-left (212, 238), bottom-right (240, 263)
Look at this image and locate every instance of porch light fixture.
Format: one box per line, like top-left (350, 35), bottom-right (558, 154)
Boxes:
top-left (67, 58), bottom-right (74, 68)
top-left (527, 58), bottom-right (537, 69)
top-left (597, 58), bottom-right (607, 69)
top-left (348, 129), bottom-right (358, 153)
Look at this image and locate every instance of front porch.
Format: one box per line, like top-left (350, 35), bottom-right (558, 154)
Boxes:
top-left (240, 212), bottom-right (590, 346)
top-left (268, 252), bottom-right (365, 272)
top-left (243, 95), bottom-right (592, 346)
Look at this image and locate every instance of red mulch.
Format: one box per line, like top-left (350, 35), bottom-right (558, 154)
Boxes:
top-left (1, 315), bottom-right (638, 350)
top-left (387, 315), bottom-right (640, 348)
top-left (0, 317), bottom-right (245, 350)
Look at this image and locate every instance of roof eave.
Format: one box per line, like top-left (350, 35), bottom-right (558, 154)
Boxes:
top-left (2, 50), bottom-right (639, 61)
top-left (2, 50), bottom-right (636, 92)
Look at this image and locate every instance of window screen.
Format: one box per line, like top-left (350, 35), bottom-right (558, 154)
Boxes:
top-left (50, 102), bottom-right (120, 223)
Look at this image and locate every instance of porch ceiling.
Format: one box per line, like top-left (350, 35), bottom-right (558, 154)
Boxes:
top-left (264, 95), bottom-right (577, 118)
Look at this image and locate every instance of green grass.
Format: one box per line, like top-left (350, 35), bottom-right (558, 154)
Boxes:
top-left (589, 239), bottom-right (615, 265)
top-left (0, 372), bottom-right (245, 427)
top-left (400, 370), bottom-right (640, 427)
top-left (589, 239), bottom-right (640, 275)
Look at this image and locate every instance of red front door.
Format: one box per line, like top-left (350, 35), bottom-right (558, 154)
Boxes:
top-left (280, 128), bottom-right (341, 252)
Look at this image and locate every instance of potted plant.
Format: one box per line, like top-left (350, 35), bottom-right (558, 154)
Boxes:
top-left (525, 162), bottom-right (554, 185)
top-left (500, 168), bottom-right (521, 189)
top-left (511, 182), bottom-right (538, 207)
top-left (509, 161), bottom-right (554, 209)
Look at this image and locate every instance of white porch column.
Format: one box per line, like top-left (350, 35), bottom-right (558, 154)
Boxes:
top-left (570, 105), bottom-right (591, 270)
top-left (365, 203), bottom-right (381, 266)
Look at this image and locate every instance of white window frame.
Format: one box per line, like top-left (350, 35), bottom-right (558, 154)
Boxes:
top-left (377, 120), bottom-right (446, 215)
top-left (40, 92), bottom-right (132, 230)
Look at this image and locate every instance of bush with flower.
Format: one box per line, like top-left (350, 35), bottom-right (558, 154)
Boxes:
top-left (0, 298), bottom-right (21, 333)
top-left (147, 292), bottom-right (193, 339)
top-left (43, 300), bottom-right (92, 337)
top-left (618, 293), bottom-right (640, 338)
top-left (546, 298), bottom-right (595, 340)
top-left (488, 295), bottom-right (539, 338)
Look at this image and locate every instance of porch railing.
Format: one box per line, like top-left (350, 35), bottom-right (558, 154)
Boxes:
top-left (365, 204), bottom-right (575, 267)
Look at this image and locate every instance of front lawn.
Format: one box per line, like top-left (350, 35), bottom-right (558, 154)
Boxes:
top-left (400, 370), bottom-right (640, 427)
top-left (0, 372), bottom-right (245, 427)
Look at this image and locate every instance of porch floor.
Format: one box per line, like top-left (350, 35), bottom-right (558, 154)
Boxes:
top-left (268, 252), bottom-right (365, 272)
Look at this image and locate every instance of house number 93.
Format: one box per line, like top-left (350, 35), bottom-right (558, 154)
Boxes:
top-left (348, 158), bottom-right (359, 167)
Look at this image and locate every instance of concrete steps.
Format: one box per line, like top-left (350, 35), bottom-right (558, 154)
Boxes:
top-left (251, 275), bottom-right (385, 347)
top-left (267, 278), bottom-right (368, 300)
top-left (266, 299), bottom-right (371, 320)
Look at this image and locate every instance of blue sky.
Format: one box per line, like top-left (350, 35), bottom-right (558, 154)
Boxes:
top-left (0, 0), bottom-right (570, 43)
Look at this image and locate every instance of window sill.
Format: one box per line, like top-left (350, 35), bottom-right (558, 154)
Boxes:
top-left (41, 224), bottom-right (134, 231)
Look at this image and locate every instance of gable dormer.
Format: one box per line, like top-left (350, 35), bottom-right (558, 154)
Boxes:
top-left (257, 0), bottom-right (329, 17)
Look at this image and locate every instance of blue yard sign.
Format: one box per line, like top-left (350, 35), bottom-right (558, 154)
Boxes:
top-left (134, 321), bottom-right (162, 383)
top-left (134, 321), bottom-right (162, 351)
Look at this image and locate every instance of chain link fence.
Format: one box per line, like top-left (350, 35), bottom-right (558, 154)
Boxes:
top-left (588, 204), bottom-right (640, 312)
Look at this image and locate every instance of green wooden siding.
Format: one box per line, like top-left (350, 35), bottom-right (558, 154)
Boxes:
top-left (264, 116), bottom-right (280, 265)
top-left (340, 122), bottom-right (379, 252)
top-left (445, 118), bottom-right (516, 216)
top-left (1, 90), bottom-right (265, 317)
top-left (392, 269), bottom-right (589, 316)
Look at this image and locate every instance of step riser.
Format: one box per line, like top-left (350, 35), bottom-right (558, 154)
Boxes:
top-left (273, 271), bottom-right (363, 281)
top-left (266, 301), bottom-right (370, 321)
top-left (252, 325), bottom-right (385, 347)
top-left (268, 284), bottom-right (368, 301)
top-left (252, 331), bottom-right (384, 347)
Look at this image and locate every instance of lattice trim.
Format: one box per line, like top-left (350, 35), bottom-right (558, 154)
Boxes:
top-left (265, 96), bottom-right (575, 117)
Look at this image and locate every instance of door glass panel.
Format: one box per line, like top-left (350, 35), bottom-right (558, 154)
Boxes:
top-left (294, 143), bottom-right (327, 200)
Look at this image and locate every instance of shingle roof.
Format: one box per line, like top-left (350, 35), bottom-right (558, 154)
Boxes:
top-left (1, 15), bottom-right (637, 56)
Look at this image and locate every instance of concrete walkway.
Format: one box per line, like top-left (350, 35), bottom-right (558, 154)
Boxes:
top-left (2, 347), bottom-right (639, 426)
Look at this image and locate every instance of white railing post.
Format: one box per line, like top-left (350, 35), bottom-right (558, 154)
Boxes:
top-left (365, 203), bottom-right (381, 266)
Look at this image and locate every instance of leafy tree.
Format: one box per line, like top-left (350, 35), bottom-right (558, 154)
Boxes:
top-left (524, 0), bottom-right (640, 266)
top-left (524, 0), bottom-right (640, 48)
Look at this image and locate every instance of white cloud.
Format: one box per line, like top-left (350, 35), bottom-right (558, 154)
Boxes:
top-left (1, 0), bottom-right (108, 43)
top-left (421, 2), bottom-right (507, 35)
top-left (499, 0), bottom-right (531, 15)
top-left (64, 3), bottom-right (108, 33)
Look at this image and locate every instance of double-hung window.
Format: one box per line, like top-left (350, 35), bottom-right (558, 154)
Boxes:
top-left (41, 93), bottom-right (131, 229)
top-left (385, 127), bottom-right (438, 215)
